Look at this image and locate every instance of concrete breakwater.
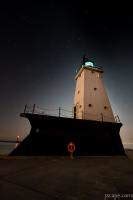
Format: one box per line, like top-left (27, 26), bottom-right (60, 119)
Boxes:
top-left (0, 153), bottom-right (133, 200)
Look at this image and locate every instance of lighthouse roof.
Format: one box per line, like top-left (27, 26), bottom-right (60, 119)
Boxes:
top-left (75, 64), bottom-right (103, 80)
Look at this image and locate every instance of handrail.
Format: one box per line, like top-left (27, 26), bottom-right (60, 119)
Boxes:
top-left (23, 104), bottom-right (121, 123)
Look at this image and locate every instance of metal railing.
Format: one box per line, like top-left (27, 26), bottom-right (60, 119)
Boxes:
top-left (24, 104), bottom-right (74, 118)
top-left (23, 104), bottom-right (121, 123)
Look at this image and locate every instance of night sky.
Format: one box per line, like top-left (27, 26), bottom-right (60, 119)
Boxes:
top-left (0, 2), bottom-right (133, 148)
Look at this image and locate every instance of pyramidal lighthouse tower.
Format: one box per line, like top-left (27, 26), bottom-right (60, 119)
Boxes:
top-left (74, 56), bottom-right (115, 122)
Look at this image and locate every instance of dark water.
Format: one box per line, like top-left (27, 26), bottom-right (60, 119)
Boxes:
top-left (0, 142), bottom-right (18, 155)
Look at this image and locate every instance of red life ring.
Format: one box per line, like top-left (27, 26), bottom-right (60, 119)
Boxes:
top-left (67, 142), bottom-right (75, 153)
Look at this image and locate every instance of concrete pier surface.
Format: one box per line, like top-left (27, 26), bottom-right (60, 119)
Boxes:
top-left (0, 152), bottom-right (133, 200)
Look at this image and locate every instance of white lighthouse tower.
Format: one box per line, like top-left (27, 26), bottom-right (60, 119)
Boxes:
top-left (74, 56), bottom-right (115, 122)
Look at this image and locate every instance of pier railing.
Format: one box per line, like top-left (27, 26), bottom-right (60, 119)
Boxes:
top-left (23, 104), bottom-right (121, 123)
top-left (24, 104), bottom-right (74, 118)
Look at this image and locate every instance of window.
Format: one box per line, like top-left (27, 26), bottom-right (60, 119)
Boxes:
top-left (88, 104), bottom-right (92, 107)
top-left (104, 106), bottom-right (108, 110)
top-left (79, 105), bottom-right (82, 108)
top-left (78, 90), bottom-right (80, 94)
top-left (94, 87), bottom-right (97, 90)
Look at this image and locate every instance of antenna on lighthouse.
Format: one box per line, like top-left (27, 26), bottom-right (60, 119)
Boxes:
top-left (82, 54), bottom-right (94, 67)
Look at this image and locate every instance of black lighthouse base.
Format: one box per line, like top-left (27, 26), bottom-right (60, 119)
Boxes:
top-left (10, 113), bottom-right (125, 156)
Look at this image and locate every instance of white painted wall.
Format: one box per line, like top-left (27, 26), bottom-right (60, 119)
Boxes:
top-left (74, 66), bottom-right (115, 122)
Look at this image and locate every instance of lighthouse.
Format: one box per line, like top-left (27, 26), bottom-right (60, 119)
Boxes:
top-left (10, 56), bottom-right (125, 156)
top-left (74, 56), bottom-right (115, 122)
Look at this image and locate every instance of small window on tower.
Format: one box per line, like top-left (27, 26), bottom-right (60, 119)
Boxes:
top-left (104, 106), bottom-right (108, 110)
top-left (79, 105), bottom-right (82, 108)
top-left (94, 87), bottom-right (97, 90)
top-left (88, 104), bottom-right (92, 107)
top-left (78, 90), bottom-right (80, 94)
